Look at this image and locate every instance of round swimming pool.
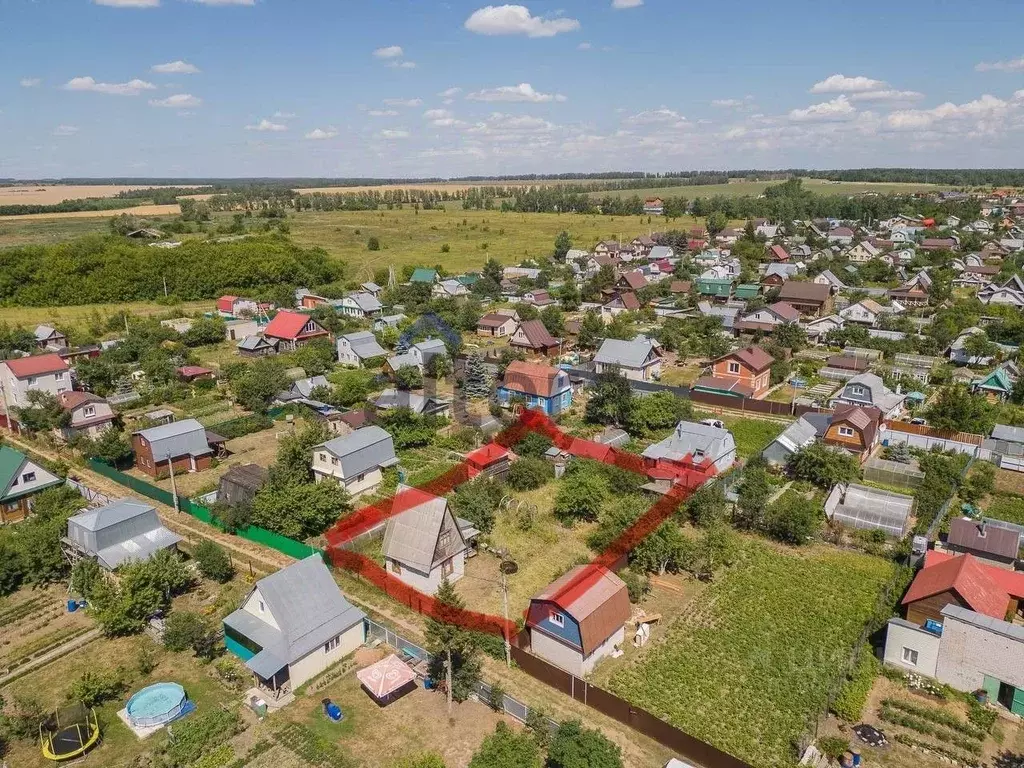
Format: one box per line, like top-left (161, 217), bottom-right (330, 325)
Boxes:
top-left (125, 683), bottom-right (187, 728)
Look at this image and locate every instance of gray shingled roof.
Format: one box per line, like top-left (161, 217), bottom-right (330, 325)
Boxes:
top-left (237, 334), bottom-right (274, 351)
top-left (381, 487), bottom-right (465, 572)
top-left (135, 418), bottom-right (211, 460)
top-left (223, 555), bottom-right (366, 673)
top-left (347, 292), bottom-right (383, 313)
top-left (317, 426), bottom-right (398, 479)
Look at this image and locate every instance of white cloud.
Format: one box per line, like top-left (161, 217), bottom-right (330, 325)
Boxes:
top-left (378, 129), bottom-right (410, 139)
top-left (577, 42), bottom-right (591, 50)
top-left (63, 76), bottom-right (156, 95)
top-left (976, 56), bottom-right (1024, 73)
top-left (464, 5), bottom-right (580, 38)
top-left (20, 78), bottom-right (41, 88)
top-left (810, 74), bottom-right (886, 94)
top-left (272, 111), bottom-right (296, 119)
top-left (383, 97), bottom-right (423, 107)
top-left (430, 118), bottom-right (464, 127)
top-left (424, 109), bottom-right (453, 119)
top-left (305, 127), bottom-right (338, 140)
top-left (93, 0), bottom-right (159, 6)
top-left (149, 93), bottom-right (202, 108)
top-left (712, 98), bottom-right (743, 108)
top-left (52, 125), bottom-right (79, 136)
top-left (373, 45), bottom-right (404, 59)
top-left (789, 96), bottom-right (857, 122)
top-left (245, 118), bottom-right (287, 132)
top-left (388, 60), bottom-right (417, 69)
top-left (467, 83), bottom-right (566, 103)
top-left (151, 60), bottom-right (200, 74)
top-left (626, 108), bottom-right (686, 126)
top-left (887, 94), bottom-right (1011, 131)
top-left (439, 87), bottom-right (461, 104)
top-left (849, 89), bottom-right (923, 103)
top-left (368, 109), bottom-right (400, 117)
top-left (612, 0), bottom-right (643, 8)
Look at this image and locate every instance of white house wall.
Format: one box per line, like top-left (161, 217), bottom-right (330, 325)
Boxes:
top-left (288, 621), bottom-right (365, 688)
top-left (241, 587), bottom-right (280, 631)
top-left (935, 613), bottom-right (1024, 694)
top-left (884, 620), bottom-right (940, 678)
top-left (580, 625), bottom-right (626, 676)
top-left (531, 629), bottom-right (585, 676)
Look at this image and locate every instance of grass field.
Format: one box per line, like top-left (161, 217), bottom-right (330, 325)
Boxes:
top-left (608, 541), bottom-right (896, 768)
top-left (981, 493), bottom-right (1024, 526)
top-left (591, 177), bottom-right (945, 200)
top-left (0, 214), bottom-right (115, 247)
top-left (692, 411), bottom-right (788, 458)
top-left (287, 207), bottom-right (702, 280)
top-left (0, 299), bottom-right (212, 327)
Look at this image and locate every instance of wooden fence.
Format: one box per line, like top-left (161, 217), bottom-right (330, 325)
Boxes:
top-left (509, 636), bottom-right (753, 768)
top-left (884, 420), bottom-right (984, 446)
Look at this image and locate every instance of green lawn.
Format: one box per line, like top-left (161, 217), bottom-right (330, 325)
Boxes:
top-left (982, 494), bottom-right (1024, 526)
top-left (693, 411), bottom-right (788, 459)
top-left (608, 541), bottom-right (897, 768)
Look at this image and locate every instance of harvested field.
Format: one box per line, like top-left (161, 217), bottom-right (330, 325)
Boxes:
top-left (0, 203), bottom-right (181, 221)
top-left (0, 585), bottom-right (93, 677)
top-left (0, 184), bottom-right (202, 206)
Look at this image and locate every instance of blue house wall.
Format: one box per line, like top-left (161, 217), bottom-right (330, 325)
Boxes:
top-left (496, 386), bottom-right (572, 416)
top-left (526, 599), bottom-right (582, 649)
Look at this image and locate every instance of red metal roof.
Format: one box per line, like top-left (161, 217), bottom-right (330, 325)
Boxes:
top-left (902, 553), bottom-right (1010, 620)
top-left (501, 360), bottom-right (565, 398)
top-left (769, 245), bottom-right (790, 262)
top-left (466, 442), bottom-right (509, 469)
top-left (3, 353), bottom-right (69, 378)
top-left (718, 345), bottom-right (774, 373)
top-left (924, 550), bottom-right (1024, 599)
top-left (264, 310), bottom-right (317, 340)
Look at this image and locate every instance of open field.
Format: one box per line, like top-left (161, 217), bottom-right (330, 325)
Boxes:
top-left (0, 299), bottom-right (212, 327)
top-left (608, 541), bottom-right (896, 768)
top-left (0, 203), bottom-right (181, 221)
top-left (591, 177), bottom-right (945, 200)
top-left (288, 207), bottom-right (701, 279)
top-left (692, 410), bottom-right (789, 458)
top-left (0, 585), bottom-right (93, 676)
top-left (0, 184), bottom-right (202, 206)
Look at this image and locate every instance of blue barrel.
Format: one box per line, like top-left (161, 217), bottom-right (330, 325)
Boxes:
top-left (67, 599), bottom-right (78, 612)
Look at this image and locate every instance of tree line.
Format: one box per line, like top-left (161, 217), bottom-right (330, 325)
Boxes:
top-left (0, 234), bottom-right (342, 306)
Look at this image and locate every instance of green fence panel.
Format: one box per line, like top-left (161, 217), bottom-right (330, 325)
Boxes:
top-left (87, 458), bottom-right (175, 506)
top-left (239, 525), bottom-right (320, 560)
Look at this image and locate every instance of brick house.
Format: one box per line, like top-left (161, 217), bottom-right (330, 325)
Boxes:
top-left (132, 418), bottom-right (222, 478)
top-left (699, 346), bottom-right (774, 399)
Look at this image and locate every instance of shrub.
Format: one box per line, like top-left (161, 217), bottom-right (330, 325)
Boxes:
top-left (469, 721), bottom-right (542, 768)
top-left (547, 719), bottom-right (623, 768)
top-left (206, 414), bottom-right (273, 440)
top-left (553, 471), bottom-right (607, 524)
top-left (367, 236), bottom-right (380, 251)
top-left (164, 708), bottom-right (240, 766)
top-left (618, 568), bottom-right (650, 603)
top-left (70, 667), bottom-right (127, 707)
top-left (488, 683), bottom-right (506, 712)
top-left (831, 651), bottom-right (880, 721)
top-left (163, 611), bottom-right (215, 656)
top-left (193, 540), bottom-right (234, 583)
top-left (506, 457), bottom-right (552, 491)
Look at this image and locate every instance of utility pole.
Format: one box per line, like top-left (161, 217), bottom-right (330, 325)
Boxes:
top-left (165, 453), bottom-right (180, 512)
top-left (499, 557), bottom-right (519, 669)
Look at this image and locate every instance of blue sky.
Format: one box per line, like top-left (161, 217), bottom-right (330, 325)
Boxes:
top-left (2, 0), bottom-right (1024, 177)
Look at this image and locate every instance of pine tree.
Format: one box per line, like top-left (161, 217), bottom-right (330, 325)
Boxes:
top-left (464, 353), bottom-right (492, 399)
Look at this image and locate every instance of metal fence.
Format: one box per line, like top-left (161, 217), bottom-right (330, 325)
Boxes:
top-left (363, 618), bottom-right (549, 731)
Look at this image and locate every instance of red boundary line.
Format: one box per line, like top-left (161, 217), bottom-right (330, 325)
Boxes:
top-left (324, 409), bottom-right (717, 638)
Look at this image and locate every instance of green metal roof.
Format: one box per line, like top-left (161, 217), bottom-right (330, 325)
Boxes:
top-left (691, 382), bottom-right (745, 398)
top-left (0, 446), bottom-right (26, 499)
top-left (697, 278), bottom-right (733, 296)
top-left (457, 274), bottom-right (479, 285)
top-left (734, 284), bottom-right (760, 298)
top-left (976, 368), bottom-right (1013, 392)
top-left (410, 268), bottom-right (438, 283)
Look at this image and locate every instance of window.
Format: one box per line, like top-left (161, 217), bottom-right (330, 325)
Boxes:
top-left (331, 457), bottom-right (339, 466)
top-left (902, 647), bottom-right (918, 666)
top-left (439, 529), bottom-right (451, 550)
top-left (319, 453), bottom-right (328, 462)
top-left (22, 472), bottom-right (35, 483)
top-left (55, 372), bottom-right (64, 381)
top-left (692, 449), bottom-right (705, 460)
top-left (83, 406), bottom-right (95, 417)
top-left (727, 362), bottom-right (740, 374)
top-left (549, 611), bottom-right (564, 627)
top-left (441, 558), bottom-right (454, 577)
top-left (838, 426), bottom-right (854, 437)
top-left (357, 472), bottom-right (365, 482)
top-left (850, 386), bottom-right (865, 397)
top-left (324, 634), bottom-right (340, 653)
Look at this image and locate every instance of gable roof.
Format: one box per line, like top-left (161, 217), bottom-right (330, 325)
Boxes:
top-left (778, 281), bottom-right (831, 304)
top-left (237, 334), bottom-right (276, 351)
top-left (532, 565), bottom-right (630, 655)
top-left (135, 418), bottom-right (211, 459)
top-left (345, 292), bottom-right (383, 312)
top-left (340, 331), bottom-right (387, 359)
top-left (766, 301), bottom-right (801, 323)
top-left (620, 271), bottom-right (648, 290)
top-left (501, 360), bottom-right (567, 398)
top-left (902, 553), bottom-right (1011, 620)
top-left (831, 403), bottom-right (882, 445)
top-left (224, 555), bottom-right (366, 671)
top-left (719, 345), bottom-right (774, 373)
top-left (264, 310), bottom-right (320, 341)
top-left (948, 517), bottom-right (1022, 560)
top-left (70, 497), bottom-right (155, 532)
top-left (768, 245), bottom-right (790, 261)
top-left (477, 312), bottom-right (516, 329)
top-left (381, 487), bottom-right (464, 571)
top-left (317, 426), bottom-right (397, 478)
top-left (594, 337), bottom-right (660, 369)
top-left (642, 420), bottom-right (735, 465)
top-left (514, 319), bottom-right (559, 349)
top-left (34, 324), bottom-right (62, 341)
top-left (58, 390), bottom-right (105, 411)
top-left (2, 353), bottom-right (69, 378)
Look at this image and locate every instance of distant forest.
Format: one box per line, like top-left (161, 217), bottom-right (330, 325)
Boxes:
top-left (4, 167), bottom-right (1024, 189)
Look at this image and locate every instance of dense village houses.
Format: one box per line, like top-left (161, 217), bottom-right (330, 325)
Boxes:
top-left (263, 310), bottom-right (331, 351)
top-left (312, 426), bottom-right (398, 497)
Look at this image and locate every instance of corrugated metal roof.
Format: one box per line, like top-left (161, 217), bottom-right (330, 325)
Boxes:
top-left (594, 337), bottom-right (657, 369)
top-left (991, 424), bottom-right (1024, 444)
top-left (381, 487), bottom-right (464, 572)
top-left (69, 497), bottom-right (155, 532)
top-left (532, 565), bottom-right (630, 655)
top-left (317, 426), bottom-right (397, 479)
top-left (135, 418), bottom-right (211, 460)
top-left (642, 421), bottom-right (735, 464)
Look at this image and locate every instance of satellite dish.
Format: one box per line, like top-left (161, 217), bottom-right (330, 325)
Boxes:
top-left (499, 559), bottom-right (519, 576)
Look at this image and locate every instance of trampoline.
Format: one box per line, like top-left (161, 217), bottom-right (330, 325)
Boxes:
top-left (39, 703), bottom-right (100, 761)
top-left (125, 682), bottom-right (188, 728)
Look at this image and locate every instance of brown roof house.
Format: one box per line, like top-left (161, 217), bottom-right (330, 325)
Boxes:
top-left (733, 301), bottom-right (802, 335)
top-left (694, 345), bottom-right (774, 399)
top-left (776, 281), bottom-right (834, 316)
top-left (476, 310), bottom-right (519, 338)
top-left (509, 319), bottom-right (561, 357)
top-left (56, 391), bottom-right (115, 441)
top-left (822, 404), bottom-right (883, 462)
top-left (947, 517), bottom-right (1022, 567)
top-left (526, 565), bottom-right (631, 676)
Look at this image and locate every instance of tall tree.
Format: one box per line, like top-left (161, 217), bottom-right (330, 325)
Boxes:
top-left (553, 230), bottom-right (573, 261)
top-left (546, 720), bottom-right (623, 768)
top-left (425, 578), bottom-right (481, 712)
